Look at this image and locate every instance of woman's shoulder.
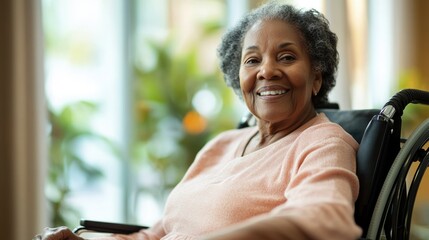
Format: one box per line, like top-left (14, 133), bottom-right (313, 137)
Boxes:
top-left (299, 113), bottom-right (359, 148)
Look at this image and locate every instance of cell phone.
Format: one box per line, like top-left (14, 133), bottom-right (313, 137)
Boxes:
top-left (77, 219), bottom-right (148, 234)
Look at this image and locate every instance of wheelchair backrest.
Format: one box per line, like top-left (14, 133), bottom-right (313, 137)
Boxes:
top-left (319, 109), bottom-right (379, 144)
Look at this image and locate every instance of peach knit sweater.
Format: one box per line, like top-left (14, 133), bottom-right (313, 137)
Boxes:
top-left (109, 114), bottom-right (362, 240)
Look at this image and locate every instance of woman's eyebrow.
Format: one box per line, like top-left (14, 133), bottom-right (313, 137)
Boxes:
top-left (278, 42), bottom-right (296, 49)
top-left (242, 42), bottom-right (297, 53)
top-left (243, 45), bottom-right (259, 51)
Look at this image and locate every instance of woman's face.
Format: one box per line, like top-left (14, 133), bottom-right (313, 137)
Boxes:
top-left (239, 19), bottom-right (322, 127)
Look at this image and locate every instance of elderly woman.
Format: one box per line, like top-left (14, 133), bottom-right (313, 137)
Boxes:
top-left (39, 2), bottom-right (362, 240)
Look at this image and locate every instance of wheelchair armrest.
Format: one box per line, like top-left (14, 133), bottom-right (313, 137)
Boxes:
top-left (73, 219), bottom-right (148, 235)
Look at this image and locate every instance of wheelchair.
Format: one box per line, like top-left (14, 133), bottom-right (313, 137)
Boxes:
top-left (74, 89), bottom-right (429, 240)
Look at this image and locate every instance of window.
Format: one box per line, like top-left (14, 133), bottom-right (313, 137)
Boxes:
top-left (43, 0), bottom-right (134, 226)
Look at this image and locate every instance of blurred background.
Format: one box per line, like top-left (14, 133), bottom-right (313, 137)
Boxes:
top-left (1, 0), bottom-right (429, 239)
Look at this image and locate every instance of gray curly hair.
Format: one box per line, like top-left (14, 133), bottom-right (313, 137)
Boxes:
top-left (217, 2), bottom-right (339, 107)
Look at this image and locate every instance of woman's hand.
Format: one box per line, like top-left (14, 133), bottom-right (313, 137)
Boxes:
top-left (33, 226), bottom-right (84, 240)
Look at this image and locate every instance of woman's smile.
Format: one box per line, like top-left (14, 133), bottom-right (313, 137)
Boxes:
top-left (256, 85), bottom-right (289, 97)
top-left (256, 86), bottom-right (290, 103)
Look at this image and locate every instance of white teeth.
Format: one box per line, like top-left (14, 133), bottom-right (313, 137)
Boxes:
top-left (259, 90), bottom-right (287, 96)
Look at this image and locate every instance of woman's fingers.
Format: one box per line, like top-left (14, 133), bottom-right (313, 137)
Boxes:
top-left (34, 226), bottom-right (83, 240)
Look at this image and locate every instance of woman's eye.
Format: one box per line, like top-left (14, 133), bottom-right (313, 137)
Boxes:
top-left (279, 54), bottom-right (296, 62)
top-left (245, 58), bottom-right (259, 64)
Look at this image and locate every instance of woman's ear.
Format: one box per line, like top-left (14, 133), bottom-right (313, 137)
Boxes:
top-left (312, 71), bottom-right (322, 96)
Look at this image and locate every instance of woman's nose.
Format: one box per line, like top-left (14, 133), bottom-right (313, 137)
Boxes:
top-left (257, 60), bottom-right (281, 80)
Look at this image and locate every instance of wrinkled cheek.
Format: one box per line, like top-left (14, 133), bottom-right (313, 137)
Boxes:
top-left (240, 83), bottom-right (253, 107)
top-left (239, 68), bottom-right (257, 110)
top-left (242, 92), bottom-right (257, 115)
top-left (239, 74), bottom-right (254, 95)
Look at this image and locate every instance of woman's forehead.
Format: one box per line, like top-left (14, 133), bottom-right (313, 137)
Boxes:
top-left (242, 19), bottom-right (304, 50)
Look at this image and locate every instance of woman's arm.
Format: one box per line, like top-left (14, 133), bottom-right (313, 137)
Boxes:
top-left (201, 203), bottom-right (360, 240)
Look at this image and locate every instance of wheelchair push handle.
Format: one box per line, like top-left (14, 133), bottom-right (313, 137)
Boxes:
top-left (382, 89), bottom-right (429, 119)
